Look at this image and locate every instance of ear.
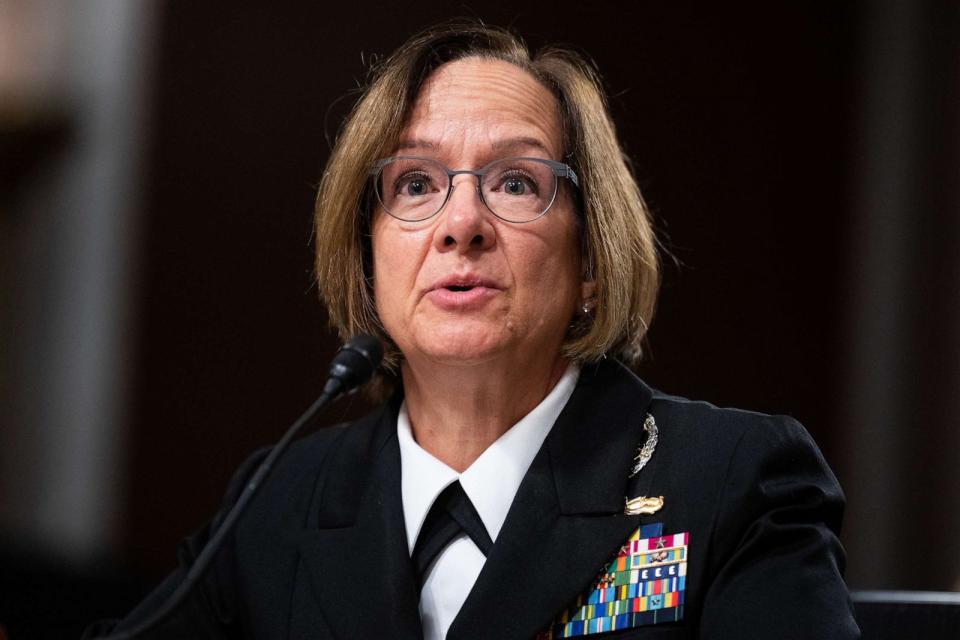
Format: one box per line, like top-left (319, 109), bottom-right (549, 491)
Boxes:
top-left (579, 280), bottom-right (597, 315)
top-left (580, 280), bottom-right (596, 302)
top-left (578, 249), bottom-right (596, 313)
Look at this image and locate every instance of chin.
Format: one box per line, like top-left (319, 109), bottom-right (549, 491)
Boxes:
top-left (411, 323), bottom-right (511, 366)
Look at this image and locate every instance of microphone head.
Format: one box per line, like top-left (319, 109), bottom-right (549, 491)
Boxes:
top-left (326, 334), bottom-right (384, 395)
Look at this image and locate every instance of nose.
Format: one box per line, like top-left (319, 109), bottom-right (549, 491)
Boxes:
top-left (433, 176), bottom-right (496, 253)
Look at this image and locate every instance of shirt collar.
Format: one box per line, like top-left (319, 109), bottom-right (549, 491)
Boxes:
top-left (398, 364), bottom-right (580, 554)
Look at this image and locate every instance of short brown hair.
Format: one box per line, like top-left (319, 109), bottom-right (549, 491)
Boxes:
top-left (314, 21), bottom-right (659, 391)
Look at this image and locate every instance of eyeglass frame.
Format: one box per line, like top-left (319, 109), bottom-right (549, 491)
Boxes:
top-left (369, 156), bottom-right (580, 224)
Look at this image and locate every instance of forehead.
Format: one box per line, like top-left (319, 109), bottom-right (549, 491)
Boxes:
top-left (398, 57), bottom-right (563, 160)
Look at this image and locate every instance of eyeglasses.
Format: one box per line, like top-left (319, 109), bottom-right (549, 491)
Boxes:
top-left (371, 156), bottom-right (580, 223)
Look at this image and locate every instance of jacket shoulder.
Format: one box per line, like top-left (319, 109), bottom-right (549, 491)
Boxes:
top-left (648, 386), bottom-right (817, 454)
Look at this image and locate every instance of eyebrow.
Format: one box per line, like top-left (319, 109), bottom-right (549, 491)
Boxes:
top-left (395, 138), bottom-right (437, 151)
top-left (491, 136), bottom-right (553, 156)
top-left (394, 136), bottom-right (553, 156)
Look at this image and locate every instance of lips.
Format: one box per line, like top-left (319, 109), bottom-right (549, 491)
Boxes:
top-left (425, 274), bottom-right (501, 310)
top-left (430, 274), bottom-right (500, 293)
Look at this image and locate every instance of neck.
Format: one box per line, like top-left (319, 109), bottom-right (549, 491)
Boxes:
top-left (401, 355), bottom-right (569, 472)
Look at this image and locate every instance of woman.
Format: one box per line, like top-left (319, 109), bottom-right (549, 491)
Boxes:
top-left (92, 22), bottom-right (859, 639)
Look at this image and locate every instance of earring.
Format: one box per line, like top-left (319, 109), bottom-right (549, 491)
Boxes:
top-left (581, 299), bottom-right (595, 315)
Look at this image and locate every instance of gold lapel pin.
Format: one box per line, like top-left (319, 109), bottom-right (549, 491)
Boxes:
top-left (624, 495), bottom-right (664, 516)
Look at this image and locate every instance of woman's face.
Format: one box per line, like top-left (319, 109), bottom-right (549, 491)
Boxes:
top-left (371, 57), bottom-right (584, 370)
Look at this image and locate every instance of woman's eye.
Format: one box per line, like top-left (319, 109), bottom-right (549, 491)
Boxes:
top-left (496, 171), bottom-right (538, 196)
top-left (405, 179), bottom-right (428, 196)
top-left (504, 177), bottom-right (526, 195)
top-left (394, 172), bottom-right (433, 197)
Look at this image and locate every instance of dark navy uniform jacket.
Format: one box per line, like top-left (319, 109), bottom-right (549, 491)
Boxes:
top-left (89, 360), bottom-right (860, 639)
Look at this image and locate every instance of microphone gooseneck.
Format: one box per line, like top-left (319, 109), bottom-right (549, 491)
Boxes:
top-left (102, 335), bottom-right (383, 639)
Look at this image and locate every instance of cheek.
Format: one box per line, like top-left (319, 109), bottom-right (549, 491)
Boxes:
top-left (507, 231), bottom-right (581, 316)
top-left (538, 219), bottom-right (581, 289)
top-left (370, 219), bottom-right (400, 318)
top-left (370, 216), bottom-right (430, 316)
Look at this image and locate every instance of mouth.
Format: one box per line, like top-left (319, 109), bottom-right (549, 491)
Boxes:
top-left (431, 275), bottom-right (500, 293)
top-left (426, 275), bottom-right (500, 309)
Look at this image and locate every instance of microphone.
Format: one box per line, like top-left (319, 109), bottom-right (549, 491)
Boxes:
top-left (101, 335), bottom-right (383, 639)
top-left (324, 334), bottom-right (384, 397)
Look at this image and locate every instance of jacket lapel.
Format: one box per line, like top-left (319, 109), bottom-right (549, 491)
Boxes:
top-left (448, 361), bottom-right (657, 640)
top-left (293, 399), bottom-right (422, 640)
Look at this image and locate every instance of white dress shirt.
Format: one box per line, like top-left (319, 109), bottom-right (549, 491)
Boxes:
top-left (397, 365), bottom-right (580, 640)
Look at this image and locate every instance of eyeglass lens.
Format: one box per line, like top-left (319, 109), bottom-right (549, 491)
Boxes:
top-left (375, 157), bottom-right (559, 222)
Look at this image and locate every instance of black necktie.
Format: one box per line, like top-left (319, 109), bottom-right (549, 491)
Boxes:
top-left (412, 480), bottom-right (494, 586)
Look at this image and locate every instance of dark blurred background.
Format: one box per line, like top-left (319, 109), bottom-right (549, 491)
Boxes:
top-left (2, 1), bottom-right (958, 638)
